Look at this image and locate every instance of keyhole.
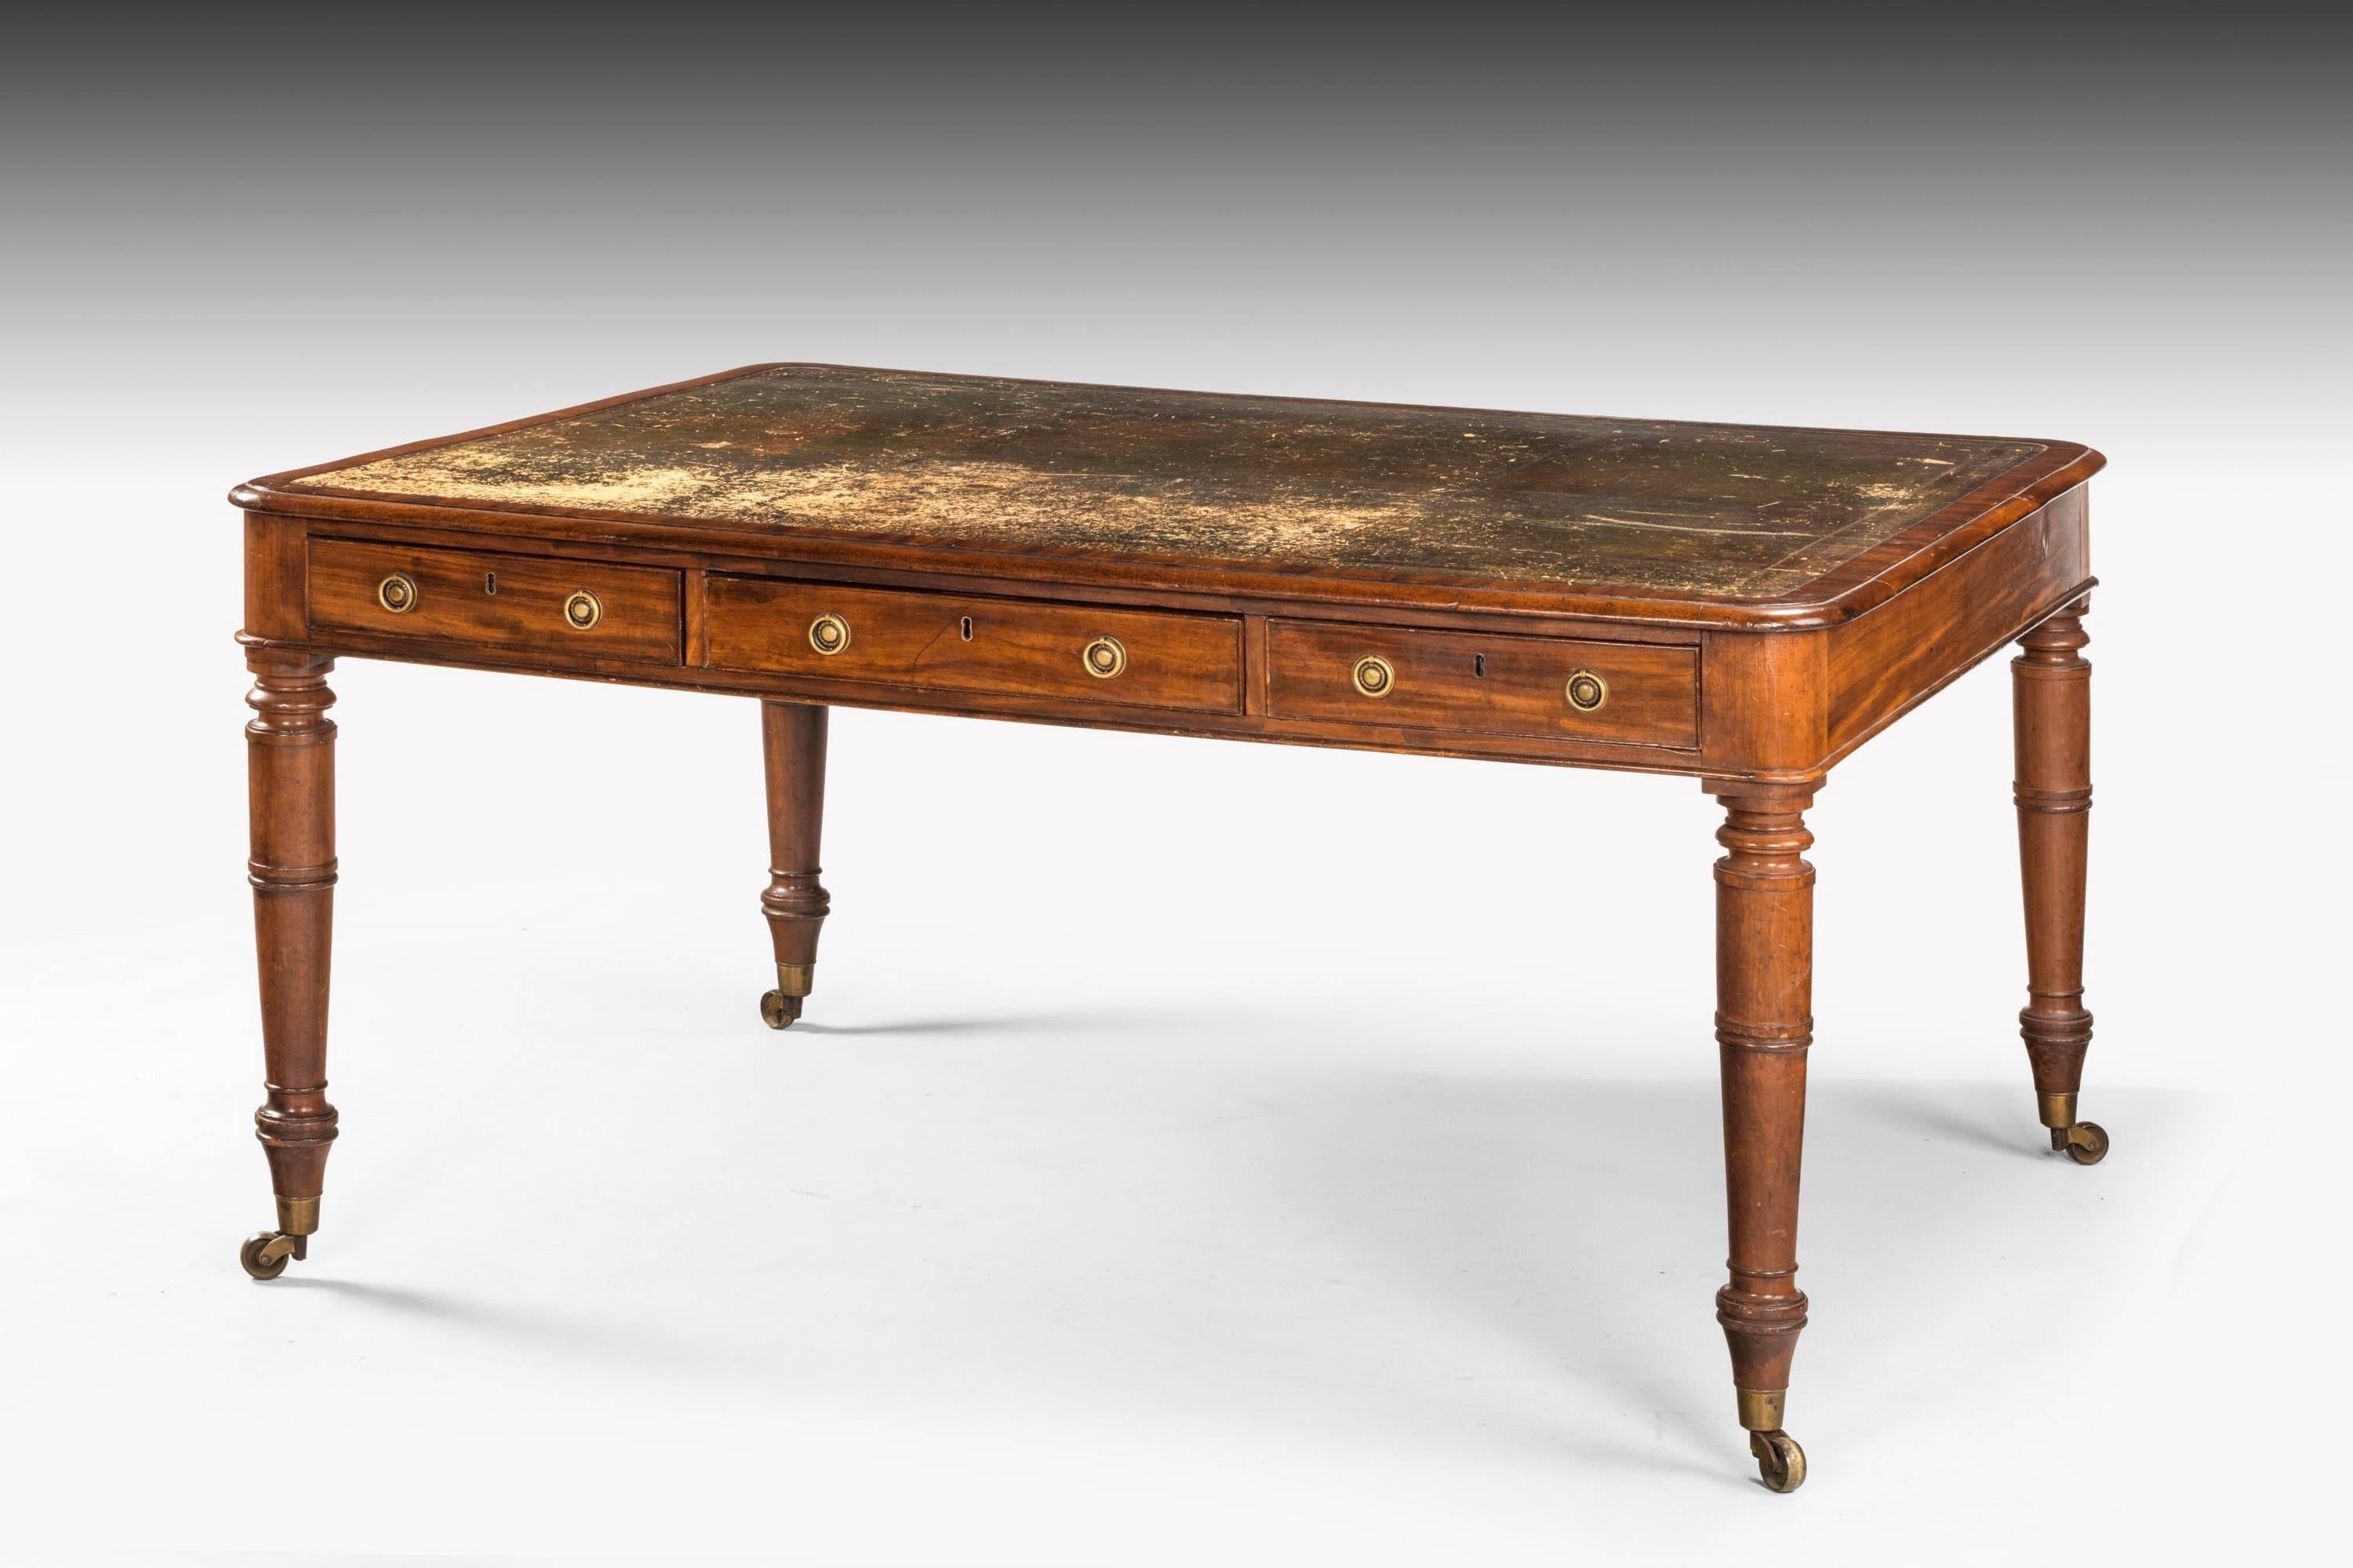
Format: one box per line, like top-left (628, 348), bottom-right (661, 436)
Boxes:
top-left (960, 616), bottom-right (974, 641)
top-left (484, 573), bottom-right (497, 595)
top-left (1473, 653), bottom-right (1486, 678)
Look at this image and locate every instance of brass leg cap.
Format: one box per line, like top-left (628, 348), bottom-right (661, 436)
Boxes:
top-left (1736, 1388), bottom-right (1785, 1432)
top-left (239, 1231), bottom-right (303, 1281)
top-left (1749, 1429), bottom-right (1806, 1493)
top-left (760, 990), bottom-right (803, 1029)
top-left (2055, 1121), bottom-right (2110, 1165)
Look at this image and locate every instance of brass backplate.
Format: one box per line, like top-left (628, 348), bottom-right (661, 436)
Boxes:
top-left (809, 613), bottom-right (852, 655)
top-left (1082, 635), bottom-right (1127, 678)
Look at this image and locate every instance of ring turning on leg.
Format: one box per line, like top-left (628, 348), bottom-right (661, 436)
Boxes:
top-left (1705, 778), bottom-right (1818, 1492)
top-left (2013, 601), bottom-right (2104, 1162)
top-left (759, 701), bottom-right (831, 1028)
top-left (242, 651), bottom-right (340, 1277)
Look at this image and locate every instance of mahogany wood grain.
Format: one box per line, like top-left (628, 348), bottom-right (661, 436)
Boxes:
top-left (1827, 488), bottom-right (2091, 761)
top-left (243, 513), bottom-right (307, 642)
top-left (1264, 620), bottom-right (1698, 748)
top-left (1691, 628), bottom-right (1828, 784)
top-left (229, 364), bottom-right (2115, 1488)
top-left (276, 506), bottom-right (1740, 639)
top-left (1242, 614), bottom-right (1272, 718)
top-left (245, 649), bottom-right (339, 1242)
top-left (760, 700), bottom-right (831, 1018)
top-left (307, 538), bottom-right (683, 665)
top-left (2014, 601), bottom-right (2095, 1112)
top-left (241, 625), bottom-right (1721, 773)
top-left (702, 575), bottom-right (1244, 715)
top-left (1704, 778), bottom-right (1817, 1422)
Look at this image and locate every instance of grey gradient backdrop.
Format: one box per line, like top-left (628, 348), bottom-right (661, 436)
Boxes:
top-left (2, 7), bottom-right (2347, 1563)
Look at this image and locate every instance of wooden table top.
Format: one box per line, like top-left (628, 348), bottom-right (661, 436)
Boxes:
top-left (242, 365), bottom-right (2100, 624)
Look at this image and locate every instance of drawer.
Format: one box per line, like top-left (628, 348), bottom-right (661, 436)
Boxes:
top-left (703, 576), bottom-right (1243, 714)
top-left (307, 540), bottom-right (683, 664)
top-left (1267, 620), bottom-right (1698, 748)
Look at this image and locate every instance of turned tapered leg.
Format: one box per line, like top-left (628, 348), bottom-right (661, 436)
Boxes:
top-left (758, 700), bottom-right (832, 1028)
top-left (1704, 777), bottom-right (1817, 1493)
top-left (2013, 599), bottom-right (2104, 1163)
top-left (240, 652), bottom-right (339, 1280)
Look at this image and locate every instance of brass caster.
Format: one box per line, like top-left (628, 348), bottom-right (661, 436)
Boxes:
top-left (239, 1231), bottom-right (304, 1281)
top-left (760, 989), bottom-right (802, 1029)
top-left (2054, 1121), bottom-right (2110, 1165)
top-left (1748, 1428), bottom-right (1806, 1493)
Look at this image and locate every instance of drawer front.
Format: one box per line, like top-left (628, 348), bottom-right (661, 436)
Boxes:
top-left (1267, 620), bottom-right (1698, 748)
top-left (703, 576), bottom-right (1243, 714)
top-left (308, 540), bottom-right (683, 664)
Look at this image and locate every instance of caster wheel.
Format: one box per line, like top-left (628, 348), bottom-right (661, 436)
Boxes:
top-left (239, 1231), bottom-right (298, 1281)
top-left (2060, 1121), bottom-right (2110, 1165)
top-left (1749, 1429), bottom-right (1806, 1493)
top-left (760, 989), bottom-right (802, 1030)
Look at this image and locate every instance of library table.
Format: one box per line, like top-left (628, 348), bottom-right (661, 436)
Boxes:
top-left (230, 365), bottom-right (2109, 1491)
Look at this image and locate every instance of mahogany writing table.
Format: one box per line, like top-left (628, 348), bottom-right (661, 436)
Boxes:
top-left (231, 365), bottom-right (2108, 1491)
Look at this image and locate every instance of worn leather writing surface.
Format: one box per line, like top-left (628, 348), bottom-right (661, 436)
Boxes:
top-left (285, 365), bottom-right (2051, 599)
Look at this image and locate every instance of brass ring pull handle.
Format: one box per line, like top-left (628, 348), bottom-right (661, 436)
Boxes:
top-left (1082, 635), bottom-right (1127, 678)
top-left (808, 613), bottom-right (852, 655)
top-left (1564, 669), bottom-right (1609, 711)
top-left (377, 573), bottom-right (419, 613)
top-left (1350, 655), bottom-right (1395, 698)
top-left (562, 589), bottom-right (602, 631)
